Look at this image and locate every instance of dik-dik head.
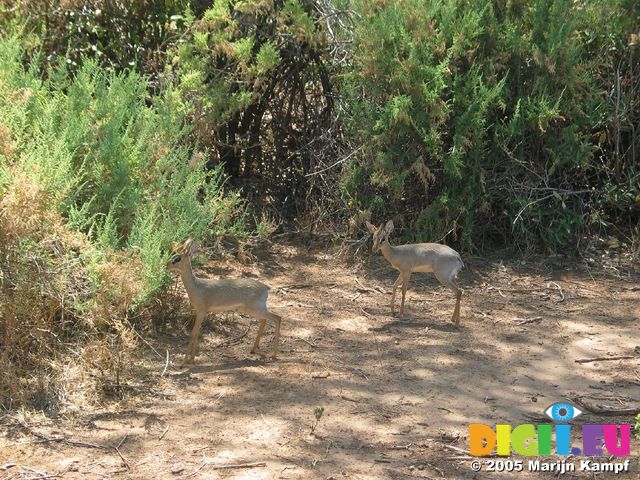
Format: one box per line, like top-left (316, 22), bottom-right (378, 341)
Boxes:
top-left (365, 220), bottom-right (394, 253)
top-left (167, 239), bottom-right (195, 273)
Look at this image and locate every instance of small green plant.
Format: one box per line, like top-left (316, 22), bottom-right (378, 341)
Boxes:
top-left (255, 213), bottom-right (277, 239)
top-left (311, 406), bottom-right (325, 434)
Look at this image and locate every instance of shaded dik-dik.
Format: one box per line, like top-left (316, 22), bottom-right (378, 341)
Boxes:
top-left (167, 239), bottom-right (281, 364)
top-left (366, 221), bottom-right (464, 324)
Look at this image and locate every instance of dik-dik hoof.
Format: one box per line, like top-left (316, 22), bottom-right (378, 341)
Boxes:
top-left (181, 354), bottom-right (195, 367)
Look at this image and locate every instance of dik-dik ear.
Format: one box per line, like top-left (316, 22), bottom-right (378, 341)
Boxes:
top-left (365, 221), bottom-right (377, 234)
top-left (183, 238), bottom-right (194, 255)
top-left (384, 220), bottom-right (394, 234)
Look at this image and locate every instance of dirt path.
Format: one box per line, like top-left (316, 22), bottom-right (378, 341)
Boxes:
top-left (1, 242), bottom-right (639, 479)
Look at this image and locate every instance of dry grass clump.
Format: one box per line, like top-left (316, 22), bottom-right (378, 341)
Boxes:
top-left (0, 165), bottom-right (151, 411)
top-left (0, 121), bottom-right (14, 158)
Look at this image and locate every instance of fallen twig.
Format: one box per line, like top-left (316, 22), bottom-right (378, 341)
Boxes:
top-left (340, 395), bottom-right (360, 403)
top-left (159, 426), bottom-right (169, 441)
top-left (300, 338), bottom-right (317, 348)
top-left (487, 285), bottom-right (562, 296)
top-left (427, 439), bottom-right (498, 458)
top-left (116, 433), bottom-right (128, 450)
top-left (132, 327), bottom-right (164, 359)
top-left (210, 462), bottom-right (267, 470)
top-left (352, 367), bottom-right (369, 380)
top-left (181, 458), bottom-right (207, 479)
top-left (277, 283), bottom-right (313, 293)
top-left (571, 397), bottom-right (640, 416)
top-left (12, 418), bottom-right (107, 451)
top-left (388, 443), bottom-right (413, 450)
top-left (114, 434), bottom-right (130, 470)
top-left (441, 445), bottom-right (479, 457)
top-left (548, 281), bottom-right (565, 302)
top-left (114, 445), bottom-right (130, 470)
top-left (161, 350), bottom-right (170, 377)
top-left (425, 462), bottom-right (445, 477)
top-left (212, 324), bottom-right (251, 348)
top-left (21, 466), bottom-right (60, 479)
top-left (523, 413), bottom-right (549, 423)
top-left (62, 438), bottom-right (108, 450)
top-left (575, 355), bottom-right (636, 364)
top-left (517, 316), bottom-right (543, 325)
top-left (355, 276), bottom-right (387, 294)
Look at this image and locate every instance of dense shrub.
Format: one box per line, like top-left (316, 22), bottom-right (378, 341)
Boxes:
top-left (173, 0), bottom-right (342, 221)
top-left (0, 0), bottom-right (194, 83)
top-left (341, 0), bottom-right (639, 251)
top-left (0, 34), bottom-right (246, 409)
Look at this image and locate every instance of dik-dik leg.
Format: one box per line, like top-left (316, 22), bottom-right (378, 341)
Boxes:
top-left (400, 271), bottom-right (411, 316)
top-left (435, 270), bottom-right (462, 325)
top-left (391, 273), bottom-right (402, 315)
top-left (184, 312), bottom-right (205, 365)
top-left (251, 319), bottom-right (267, 354)
top-left (250, 311), bottom-right (282, 358)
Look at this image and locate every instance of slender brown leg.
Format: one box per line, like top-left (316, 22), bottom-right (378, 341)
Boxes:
top-left (452, 288), bottom-right (462, 325)
top-left (400, 272), bottom-right (410, 317)
top-left (391, 273), bottom-right (402, 316)
top-left (251, 319), bottom-right (267, 354)
top-left (270, 313), bottom-right (282, 359)
top-left (183, 312), bottom-right (205, 365)
top-left (434, 272), bottom-right (462, 326)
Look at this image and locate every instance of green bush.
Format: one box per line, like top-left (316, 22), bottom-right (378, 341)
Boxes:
top-left (1, 0), bottom-right (192, 81)
top-left (0, 31), bottom-right (246, 409)
top-left (341, 0), bottom-right (639, 250)
top-left (172, 0), bottom-right (338, 219)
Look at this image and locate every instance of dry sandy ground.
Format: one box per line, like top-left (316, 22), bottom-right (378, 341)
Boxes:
top-left (1, 240), bottom-right (639, 479)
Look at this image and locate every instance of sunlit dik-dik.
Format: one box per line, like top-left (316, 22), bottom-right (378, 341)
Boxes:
top-left (167, 239), bottom-right (281, 365)
top-left (366, 221), bottom-right (464, 325)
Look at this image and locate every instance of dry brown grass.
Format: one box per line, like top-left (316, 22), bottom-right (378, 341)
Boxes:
top-left (0, 164), bottom-right (163, 412)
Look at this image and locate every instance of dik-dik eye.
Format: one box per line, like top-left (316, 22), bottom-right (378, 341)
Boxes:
top-left (171, 255), bottom-right (181, 264)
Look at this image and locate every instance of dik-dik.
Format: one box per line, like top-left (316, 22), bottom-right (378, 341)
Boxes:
top-left (366, 221), bottom-right (464, 324)
top-left (167, 239), bottom-right (281, 364)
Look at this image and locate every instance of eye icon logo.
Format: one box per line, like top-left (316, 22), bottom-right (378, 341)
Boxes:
top-left (545, 402), bottom-right (583, 422)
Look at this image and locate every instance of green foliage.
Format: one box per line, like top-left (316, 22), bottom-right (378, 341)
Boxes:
top-left (2, 0), bottom-right (192, 80)
top-left (173, 0), bottom-right (336, 216)
top-left (0, 29), bottom-right (247, 409)
top-left (0, 33), bottom-right (246, 308)
top-left (342, 0), bottom-right (639, 250)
